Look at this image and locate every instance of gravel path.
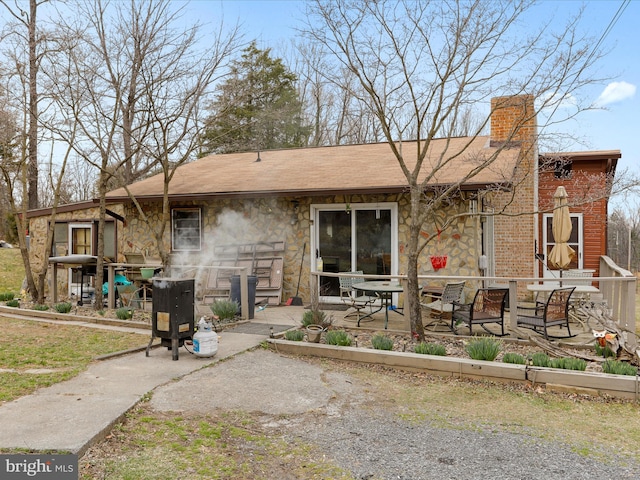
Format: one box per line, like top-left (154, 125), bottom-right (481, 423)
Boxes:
top-left (293, 410), bottom-right (639, 479)
top-left (150, 349), bottom-right (640, 480)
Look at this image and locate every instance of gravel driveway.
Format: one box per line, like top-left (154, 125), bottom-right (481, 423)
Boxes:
top-left (150, 349), bottom-right (640, 480)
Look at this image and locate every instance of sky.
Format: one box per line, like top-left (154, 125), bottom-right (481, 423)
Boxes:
top-left (180, 0), bottom-right (639, 207)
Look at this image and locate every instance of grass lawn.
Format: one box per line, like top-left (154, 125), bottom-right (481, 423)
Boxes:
top-left (0, 248), bottom-right (24, 294)
top-left (0, 317), bottom-right (148, 404)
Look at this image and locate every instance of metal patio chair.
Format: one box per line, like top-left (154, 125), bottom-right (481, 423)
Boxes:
top-left (339, 271), bottom-right (377, 324)
top-left (516, 287), bottom-right (576, 340)
top-left (452, 288), bottom-right (509, 336)
top-left (421, 281), bottom-right (465, 331)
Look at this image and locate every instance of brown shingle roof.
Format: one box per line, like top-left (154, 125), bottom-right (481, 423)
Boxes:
top-left (105, 136), bottom-right (521, 201)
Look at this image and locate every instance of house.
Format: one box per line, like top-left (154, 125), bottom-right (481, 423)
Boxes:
top-left (26, 95), bottom-right (620, 305)
top-left (537, 150), bottom-right (619, 278)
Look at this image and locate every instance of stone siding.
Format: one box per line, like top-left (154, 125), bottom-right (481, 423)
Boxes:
top-left (119, 194), bottom-right (481, 304)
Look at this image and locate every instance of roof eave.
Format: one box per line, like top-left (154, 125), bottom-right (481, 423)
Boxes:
top-left (103, 182), bottom-right (508, 204)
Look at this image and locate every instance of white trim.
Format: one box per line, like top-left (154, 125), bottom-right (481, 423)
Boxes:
top-left (542, 212), bottom-right (584, 278)
top-left (68, 223), bottom-right (93, 298)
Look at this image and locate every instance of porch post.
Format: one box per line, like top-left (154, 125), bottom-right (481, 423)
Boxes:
top-left (508, 279), bottom-right (518, 332)
top-left (50, 262), bottom-right (58, 303)
top-left (107, 264), bottom-right (116, 310)
top-left (624, 278), bottom-right (637, 349)
top-left (240, 268), bottom-right (249, 321)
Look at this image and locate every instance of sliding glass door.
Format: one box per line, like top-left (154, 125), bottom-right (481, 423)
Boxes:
top-left (313, 203), bottom-right (397, 299)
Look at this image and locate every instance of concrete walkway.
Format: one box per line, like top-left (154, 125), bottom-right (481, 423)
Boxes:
top-left (0, 307), bottom-right (303, 455)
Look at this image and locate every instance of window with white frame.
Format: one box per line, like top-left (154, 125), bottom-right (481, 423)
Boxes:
top-left (171, 208), bottom-right (201, 251)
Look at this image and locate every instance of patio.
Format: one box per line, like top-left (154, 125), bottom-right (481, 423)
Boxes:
top-left (251, 302), bottom-right (601, 347)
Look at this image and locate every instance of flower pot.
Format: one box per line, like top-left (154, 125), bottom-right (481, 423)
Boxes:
top-left (306, 324), bottom-right (324, 343)
top-left (430, 255), bottom-right (448, 270)
top-left (140, 267), bottom-right (156, 280)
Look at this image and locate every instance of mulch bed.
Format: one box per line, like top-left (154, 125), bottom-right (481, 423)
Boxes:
top-left (301, 327), bottom-right (603, 368)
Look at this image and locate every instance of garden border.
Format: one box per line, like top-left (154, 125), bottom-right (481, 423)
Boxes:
top-left (268, 339), bottom-right (640, 401)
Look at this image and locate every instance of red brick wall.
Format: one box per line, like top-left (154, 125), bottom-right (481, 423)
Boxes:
top-left (538, 159), bottom-right (611, 276)
top-left (490, 95), bottom-right (537, 279)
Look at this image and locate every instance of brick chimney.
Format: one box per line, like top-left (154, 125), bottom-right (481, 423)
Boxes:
top-left (490, 94), bottom-right (537, 147)
top-left (489, 94), bottom-right (538, 282)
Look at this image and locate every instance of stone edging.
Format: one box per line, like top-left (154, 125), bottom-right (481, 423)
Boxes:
top-left (268, 339), bottom-right (640, 401)
top-left (0, 305), bottom-right (150, 330)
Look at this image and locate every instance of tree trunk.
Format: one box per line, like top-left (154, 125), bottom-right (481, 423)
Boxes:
top-left (93, 174), bottom-right (108, 309)
top-left (406, 186), bottom-right (426, 340)
top-left (27, 0), bottom-right (38, 209)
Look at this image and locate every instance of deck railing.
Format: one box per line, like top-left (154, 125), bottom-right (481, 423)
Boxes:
top-left (599, 255), bottom-right (636, 334)
top-left (315, 256), bottom-right (637, 347)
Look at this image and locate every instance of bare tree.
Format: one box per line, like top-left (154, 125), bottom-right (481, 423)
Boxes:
top-left (41, 0), bottom-right (241, 307)
top-left (304, 0), bottom-right (615, 339)
top-left (290, 39), bottom-right (383, 146)
top-left (0, 0), bottom-right (61, 300)
top-left (0, 59), bottom-right (73, 303)
top-left (0, 0), bottom-right (49, 210)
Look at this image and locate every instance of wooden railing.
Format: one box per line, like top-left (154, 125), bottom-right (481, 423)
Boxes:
top-left (314, 259), bottom-right (637, 346)
top-left (599, 255), bottom-right (637, 334)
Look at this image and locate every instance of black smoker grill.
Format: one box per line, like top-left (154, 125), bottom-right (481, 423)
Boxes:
top-left (146, 278), bottom-right (194, 361)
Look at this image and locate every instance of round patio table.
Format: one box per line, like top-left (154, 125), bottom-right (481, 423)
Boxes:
top-left (352, 280), bottom-right (404, 329)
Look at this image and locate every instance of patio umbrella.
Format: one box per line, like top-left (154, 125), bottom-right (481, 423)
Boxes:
top-left (548, 186), bottom-right (575, 270)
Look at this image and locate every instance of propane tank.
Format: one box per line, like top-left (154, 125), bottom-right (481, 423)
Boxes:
top-left (192, 317), bottom-right (218, 358)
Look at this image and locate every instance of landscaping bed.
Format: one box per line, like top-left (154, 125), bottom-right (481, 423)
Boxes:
top-left (272, 327), bottom-right (640, 400)
top-left (292, 327), bottom-right (598, 366)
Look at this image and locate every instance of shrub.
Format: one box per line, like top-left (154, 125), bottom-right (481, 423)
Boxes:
top-left (301, 309), bottom-right (333, 329)
top-left (550, 357), bottom-right (587, 371)
top-left (602, 359), bottom-right (638, 376)
top-left (116, 307), bottom-right (133, 320)
top-left (210, 299), bottom-right (239, 321)
top-left (5, 299), bottom-right (19, 307)
top-left (284, 330), bottom-right (304, 341)
top-left (502, 352), bottom-right (526, 365)
top-left (325, 330), bottom-right (352, 346)
top-left (54, 302), bottom-right (72, 313)
top-left (371, 334), bottom-right (394, 351)
top-left (465, 337), bottom-right (501, 361)
top-left (0, 292), bottom-right (15, 301)
top-left (530, 352), bottom-right (551, 367)
top-left (414, 342), bottom-right (447, 356)
top-left (33, 304), bottom-right (49, 311)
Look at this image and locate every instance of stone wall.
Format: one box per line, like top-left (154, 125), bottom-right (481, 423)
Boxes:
top-left (119, 193), bottom-right (482, 304)
top-left (27, 204), bottom-right (125, 299)
top-left (27, 195), bottom-right (493, 306)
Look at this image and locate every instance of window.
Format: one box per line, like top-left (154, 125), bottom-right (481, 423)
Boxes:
top-left (313, 203), bottom-right (398, 299)
top-left (172, 208), bottom-right (201, 251)
top-left (554, 159), bottom-right (572, 179)
top-left (52, 221), bottom-right (116, 257)
top-left (543, 213), bottom-right (583, 274)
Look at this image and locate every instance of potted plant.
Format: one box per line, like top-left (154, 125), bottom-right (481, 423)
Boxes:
top-left (301, 309), bottom-right (332, 343)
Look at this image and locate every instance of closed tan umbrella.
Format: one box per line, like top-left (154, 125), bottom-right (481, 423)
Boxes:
top-left (548, 186), bottom-right (575, 270)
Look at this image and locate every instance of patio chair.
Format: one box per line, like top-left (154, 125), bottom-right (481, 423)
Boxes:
top-left (116, 284), bottom-right (144, 309)
top-left (339, 271), bottom-right (377, 324)
top-left (420, 281), bottom-right (465, 331)
top-left (451, 288), bottom-right (509, 336)
top-left (516, 287), bottom-right (576, 340)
